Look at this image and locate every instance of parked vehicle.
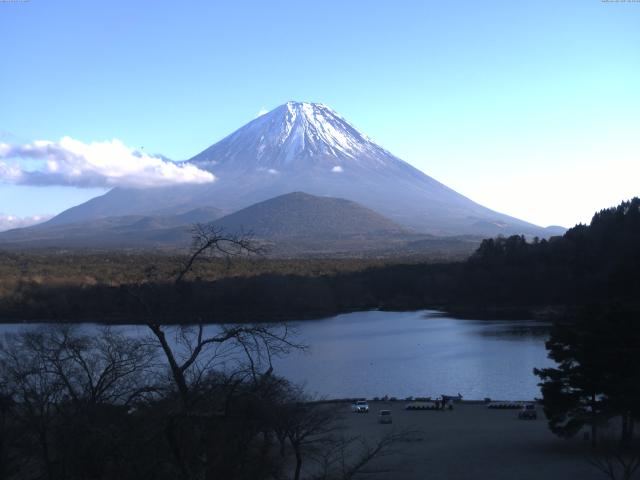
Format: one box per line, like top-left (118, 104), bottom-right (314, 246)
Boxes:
top-left (351, 400), bottom-right (369, 413)
top-left (518, 403), bottom-right (537, 420)
top-left (378, 409), bottom-right (392, 424)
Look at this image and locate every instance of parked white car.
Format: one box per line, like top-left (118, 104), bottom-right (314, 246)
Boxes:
top-left (518, 403), bottom-right (537, 420)
top-left (351, 400), bottom-right (369, 413)
top-left (378, 410), bottom-right (392, 424)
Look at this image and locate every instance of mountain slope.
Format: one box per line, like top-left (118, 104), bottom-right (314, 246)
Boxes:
top-left (0, 207), bottom-right (224, 248)
top-left (0, 193), bottom-right (482, 258)
top-left (33, 102), bottom-right (555, 237)
top-left (213, 192), bottom-right (404, 238)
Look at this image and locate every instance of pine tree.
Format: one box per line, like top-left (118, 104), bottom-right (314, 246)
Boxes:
top-left (534, 312), bottom-right (609, 445)
top-left (535, 305), bottom-right (640, 446)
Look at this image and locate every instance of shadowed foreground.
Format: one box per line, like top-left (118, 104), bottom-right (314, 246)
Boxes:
top-left (335, 402), bottom-right (602, 480)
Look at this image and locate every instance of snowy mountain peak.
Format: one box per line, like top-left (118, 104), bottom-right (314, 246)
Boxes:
top-left (276, 101), bottom-right (370, 154)
top-left (190, 101), bottom-right (395, 172)
top-left (39, 102), bottom-right (550, 238)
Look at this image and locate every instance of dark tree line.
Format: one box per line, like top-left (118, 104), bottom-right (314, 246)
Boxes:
top-left (468, 197), bottom-right (640, 309)
top-left (3, 198), bottom-right (640, 324)
top-left (520, 200), bottom-right (640, 479)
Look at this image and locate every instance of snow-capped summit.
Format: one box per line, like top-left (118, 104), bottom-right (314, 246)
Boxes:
top-left (43, 102), bottom-right (550, 237)
top-left (190, 101), bottom-right (403, 173)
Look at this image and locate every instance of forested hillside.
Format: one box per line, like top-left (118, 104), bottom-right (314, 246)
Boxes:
top-left (464, 197), bottom-right (640, 311)
top-left (1, 199), bottom-right (638, 323)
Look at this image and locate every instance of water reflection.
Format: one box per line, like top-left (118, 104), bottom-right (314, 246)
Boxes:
top-left (0, 310), bottom-right (554, 401)
top-left (474, 324), bottom-right (552, 339)
top-left (273, 310), bottom-right (554, 400)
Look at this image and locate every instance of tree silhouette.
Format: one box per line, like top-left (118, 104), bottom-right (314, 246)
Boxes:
top-left (535, 304), bottom-right (640, 446)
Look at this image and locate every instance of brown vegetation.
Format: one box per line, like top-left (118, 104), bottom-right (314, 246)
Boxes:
top-left (0, 251), bottom-right (433, 294)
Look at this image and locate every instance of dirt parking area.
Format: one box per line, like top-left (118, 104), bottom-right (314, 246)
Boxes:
top-left (339, 402), bottom-right (602, 480)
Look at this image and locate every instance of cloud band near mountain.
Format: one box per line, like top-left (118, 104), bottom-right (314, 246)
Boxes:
top-left (0, 137), bottom-right (215, 188)
top-left (0, 214), bottom-right (52, 232)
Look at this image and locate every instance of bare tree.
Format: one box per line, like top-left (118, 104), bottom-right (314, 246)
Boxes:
top-left (270, 383), bottom-right (417, 480)
top-left (0, 326), bottom-right (157, 480)
top-left (307, 429), bottom-right (420, 480)
top-left (588, 429), bottom-right (640, 480)
top-left (281, 400), bottom-right (342, 480)
top-left (174, 224), bottom-right (263, 284)
top-left (142, 224), bottom-right (301, 411)
top-left (0, 378), bottom-right (29, 480)
top-left (131, 224), bottom-right (306, 480)
top-left (14, 326), bottom-right (156, 408)
top-left (0, 331), bottom-right (67, 480)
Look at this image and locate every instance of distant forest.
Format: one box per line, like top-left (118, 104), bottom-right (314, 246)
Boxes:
top-left (1, 198), bottom-right (638, 323)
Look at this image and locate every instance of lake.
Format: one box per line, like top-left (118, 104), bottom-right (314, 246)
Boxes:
top-left (0, 310), bottom-right (554, 400)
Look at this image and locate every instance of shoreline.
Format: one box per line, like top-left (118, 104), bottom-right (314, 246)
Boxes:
top-left (0, 303), bottom-right (568, 325)
top-left (313, 398), bottom-right (540, 405)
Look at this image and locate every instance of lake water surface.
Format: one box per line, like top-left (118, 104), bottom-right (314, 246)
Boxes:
top-left (273, 310), bottom-right (553, 400)
top-left (0, 310), bottom-right (554, 400)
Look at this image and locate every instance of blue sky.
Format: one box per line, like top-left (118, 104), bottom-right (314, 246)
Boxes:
top-left (1, 0), bottom-right (639, 228)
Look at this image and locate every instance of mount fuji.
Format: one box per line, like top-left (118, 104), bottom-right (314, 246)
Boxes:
top-left (19, 102), bottom-right (557, 243)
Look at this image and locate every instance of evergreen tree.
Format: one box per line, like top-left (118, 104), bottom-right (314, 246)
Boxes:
top-left (534, 311), bottom-right (609, 445)
top-left (535, 305), bottom-right (640, 446)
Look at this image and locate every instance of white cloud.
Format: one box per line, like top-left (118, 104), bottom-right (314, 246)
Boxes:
top-left (256, 107), bottom-right (268, 117)
top-left (0, 214), bottom-right (52, 232)
top-left (257, 167), bottom-right (279, 175)
top-left (331, 165), bottom-right (343, 173)
top-left (0, 137), bottom-right (215, 189)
